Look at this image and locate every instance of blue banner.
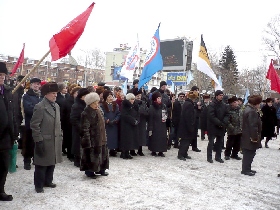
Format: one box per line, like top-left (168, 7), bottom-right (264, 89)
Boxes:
top-left (113, 66), bottom-right (127, 81)
top-left (166, 72), bottom-right (187, 86)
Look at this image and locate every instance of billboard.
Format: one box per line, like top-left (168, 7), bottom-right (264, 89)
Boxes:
top-left (113, 66), bottom-right (127, 81)
top-left (160, 39), bottom-right (193, 71)
top-left (166, 72), bottom-right (187, 86)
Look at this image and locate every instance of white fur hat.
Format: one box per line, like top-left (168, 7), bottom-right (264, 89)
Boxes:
top-left (84, 92), bottom-right (100, 105)
top-left (126, 93), bottom-right (135, 100)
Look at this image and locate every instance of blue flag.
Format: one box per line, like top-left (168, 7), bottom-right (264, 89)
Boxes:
top-left (218, 75), bottom-right (223, 87)
top-left (122, 79), bottom-right (128, 95)
top-left (138, 24), bottom-right (163, 89)
top-left (244, 89), bottom-right (250, 104)
top-left (187, 71), bottom-right (193, 85)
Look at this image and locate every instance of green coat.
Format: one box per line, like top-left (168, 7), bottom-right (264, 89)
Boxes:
top-left (30, 97), bottom-right (63, 166)
top-left (227, 106), bottom-right (242, 136)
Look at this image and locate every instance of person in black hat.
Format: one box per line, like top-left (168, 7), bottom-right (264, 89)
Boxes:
top-left (224, 96), bottom-right (242, 161)
top-left (70, 88), bottom-right (90, 167)
top-left (30, 82), bottom-right (63, 193)
top-left (0, 62), bottom-right (17, 201)
top-left (22, 77), bottom-right (42, 170)
top-left (206, 90), bottom-right (229, 163)
top-left (200, 94), bottom-right (211, 140)
top-left (97, 82), bottom-right (106, 87)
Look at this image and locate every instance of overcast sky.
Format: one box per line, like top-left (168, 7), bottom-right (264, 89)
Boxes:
top-left (0, 0), bottom-right (279, 70)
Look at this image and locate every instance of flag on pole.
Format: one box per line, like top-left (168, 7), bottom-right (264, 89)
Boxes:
top-left (49, 3), bottom-right (95, 61)
top-left (10, 44), bottom-right (25, 76)
top-left (122, 79), bottom-right (128, 95)
top-left (170, 81), bottom-right (175, 93)
top-left (120, 37), bottom-right (140, 81)
top-left (244, 89), bottom-right (250, 104)
top-left (138, 23), bottom-right (163, 89)
top-left (197, 35), bottom-right (222, 90)
top-left (218, 75), bottom-right (222, 88)
top-left (266, 59), bottom-right (280, 93)
top-left (187, 70), bottom-right (193, 85)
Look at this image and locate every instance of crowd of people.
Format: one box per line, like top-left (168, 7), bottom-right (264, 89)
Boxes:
top-left (0, 61), bottom-right (279, 201)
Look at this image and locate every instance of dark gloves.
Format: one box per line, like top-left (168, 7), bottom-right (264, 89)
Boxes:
top-left (35, 141), bottom-right (44, 157)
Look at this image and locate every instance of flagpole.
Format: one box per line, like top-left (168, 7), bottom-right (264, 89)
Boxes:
top-left (12, 50), bottom-right (51, 94)
top-left (20, 63), bottom-right (24, 75)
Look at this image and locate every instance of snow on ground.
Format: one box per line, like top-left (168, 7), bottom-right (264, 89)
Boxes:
top-left (2, 132), bottom-right (280, 210)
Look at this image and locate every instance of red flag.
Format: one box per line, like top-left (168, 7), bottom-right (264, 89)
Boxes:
top-left (266, 59), bottom-right (280, 93)
top-left (10, 44), bottom-right (25, 76)
top-left (49, 3), bottom-right (95, 61)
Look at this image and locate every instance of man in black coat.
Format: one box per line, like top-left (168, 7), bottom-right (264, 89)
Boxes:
top-left (0, 62), bottom-right (17, 201)
top-left (200, 94), bottom-right (211, 140)
top-left (177, 91), bottom-right (198, 161)
top-left (22, 77), bottom-right (41, 170)
top-left (207, 90), bottom-right (229, 163)
top-left (170, 92), bottom-right (185, 148)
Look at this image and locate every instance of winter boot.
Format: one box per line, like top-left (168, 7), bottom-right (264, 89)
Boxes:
top-left (74, 156), bottom-right (80, 167)
top-left (23, 157), bottom-right (31, 170)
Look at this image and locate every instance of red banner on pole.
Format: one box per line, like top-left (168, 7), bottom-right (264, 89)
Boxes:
top-left (10, 43), bottom-right (25, 76)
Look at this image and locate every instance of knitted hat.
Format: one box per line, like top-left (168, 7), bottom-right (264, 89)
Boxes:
top-left (77, 88), bottom-right (90, 99)
top-left (0, 62), bottom-right (8, 74)
top-left (215, 90), bottom-right (224, 96)
top-left (103, 90), bottom-right (113, 101)
top-left (160, 81), bottom-right (167, 87)
top-left (41, 82), bottom-right (58, 96)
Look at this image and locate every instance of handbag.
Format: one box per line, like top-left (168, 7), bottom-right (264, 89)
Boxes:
top-left (8, 142), bottom-right (18, 173)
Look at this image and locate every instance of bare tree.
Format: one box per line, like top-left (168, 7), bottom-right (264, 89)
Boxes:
top-left (77, 48), bottom-right (105, 70)
top-left (263, 14), bottom-right (280, 60)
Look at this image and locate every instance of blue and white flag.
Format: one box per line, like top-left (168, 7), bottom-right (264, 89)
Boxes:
top-left (187, 71), bottom-right (194, 85)
top-left (122, 79), bottom-right (128, 95)
top-left (138, 24), bottom-right (163, 89)
top-left (170, 81), bottom-right (175, 93)
top-left (244, 89), bottom-right (250, 104)
top-left (120, 38), bottom-right (140, 82)
top-left (218, 75), bottom-right (223, 88)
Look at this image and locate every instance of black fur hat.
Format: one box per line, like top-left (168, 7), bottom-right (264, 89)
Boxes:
top-left (77, 88), bottom-right (90, 99)
top-left (41, 82), bottom-right (58, 96)
top-left (0, 62), bottom-right (8, 74)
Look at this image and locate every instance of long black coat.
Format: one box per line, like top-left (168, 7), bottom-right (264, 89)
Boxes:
top-left (171, 99), bottom-right (183, 127)
top-left (207, 98), bottom-right (229, 137)
top-left (120, 100), bottom-right (140, 150)
top-left (12, 86), bottom-right (24, 131)
top-left (261, 104), bottom-right (277, 138)
top-left (200, 101), bottom-right (209, 131)
top-left (241, 104), bottom-right (262, 150)
top-left (148, 102), bottom-right (167, 152)
top-left (178, 99), bottom-right (197, 140)
top-left (137, 100), bottom-right (149, 146)
top-left (70, 97), bottom-right (86, 156)
top-left (0, 85), bottom-right (16, 151)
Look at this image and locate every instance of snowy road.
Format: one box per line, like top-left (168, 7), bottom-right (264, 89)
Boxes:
top-left (2, 134), bottom-right (280, 210)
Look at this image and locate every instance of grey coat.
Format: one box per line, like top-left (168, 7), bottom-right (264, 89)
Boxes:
top-left (30, 97), bottom-right (63, 166)
top-left (241, 104), bottom-right (262, 150)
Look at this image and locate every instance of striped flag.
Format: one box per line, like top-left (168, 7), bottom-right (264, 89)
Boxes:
top-left (197, 35), bottom-right (222, 90)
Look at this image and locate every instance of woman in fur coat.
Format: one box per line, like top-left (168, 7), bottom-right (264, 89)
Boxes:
top-left (148, 92), bottom-right (168, 157)
top-left (100, 90), bottom-right (120, 157)
top-left (80, 92), bottom-right (109, 178)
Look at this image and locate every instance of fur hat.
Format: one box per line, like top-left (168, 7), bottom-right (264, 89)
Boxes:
top-left (70, 86), bottom-right (81, 96)
top-left (103, 90), bottom-right (113, 101)
top-left (84, 92), bottom-right (100, 106)
top-left (215, 90), bottom-right (224, 97)
top-left (188, 91), bottom-right (199, 100)
top-left (132, 88), bottom-right (142, 96)
top-left (95, 86), bottom-right (105, 95)
top-left (203, 94), bottom-right (210, 99)
top-left (152, 91), bottom-right (161, 101)
top-left (41, 82), bottom-right (58, 96)
top-left (248, 95), bottom-right (262, 105)
top-left (160, 81), bottom-right (167, 87)
top-left (0, 62), bottom-right (8, 74)
top-left (77, 88), bottom-right (90, 99)
top-left (126, 93), bottom-right (135, 100)
top-left (228, 96), bottom-right (238, 104)
top-left (68, 84), bottom-right (78, 93)
top-left (133, 79), bottom-right (139, 85)
top-left (30, 78), bottom-right (41, 84)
